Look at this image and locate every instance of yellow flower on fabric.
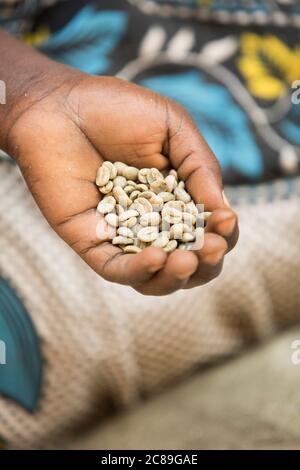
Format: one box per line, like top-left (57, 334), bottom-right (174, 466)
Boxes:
top-left (23, 26), bottom-right (50, 46)
top-left (197, 0), bottom-right (213, 7)
top-left (237, 33), bottom-right (300, 100)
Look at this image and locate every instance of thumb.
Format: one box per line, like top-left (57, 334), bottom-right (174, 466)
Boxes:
top-left (165, 101), bottom-right (226, 211)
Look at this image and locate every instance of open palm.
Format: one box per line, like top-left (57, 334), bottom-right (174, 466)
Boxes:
top-left (9, 74), bottom-right (238, 295)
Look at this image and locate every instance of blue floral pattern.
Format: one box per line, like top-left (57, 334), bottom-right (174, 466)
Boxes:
top-left (279, 105), bottom-right (300, 146)
top-left (39, 6), bottom-right (128, 74)
top-left (141, 71), bottom-right (263, 179)
top-left (0, 276), bottom-right (42, 412)
top-left (0, 0), bottom-right (299, 182)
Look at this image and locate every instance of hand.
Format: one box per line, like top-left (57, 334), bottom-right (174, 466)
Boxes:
top-left (7, 72), bottom-right (238, 295)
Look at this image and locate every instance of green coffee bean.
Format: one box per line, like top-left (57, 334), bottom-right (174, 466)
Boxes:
top-left (95, 162), bottom-right (210, 254)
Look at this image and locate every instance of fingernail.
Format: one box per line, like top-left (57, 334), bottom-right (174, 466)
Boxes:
top-left (177, 269), bottom-right (195, 280)
top-left (205, 248), bottom-right (226, 265)
top-left (222, 190), bottom-right (231, 208)
top-left (148, 265), bottom-right (163, 274)
top-left (217, 214), bottom-right (236, 237)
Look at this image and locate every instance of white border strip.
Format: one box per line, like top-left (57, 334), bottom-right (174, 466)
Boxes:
top-left (127, 0), bottom-right (300, 27)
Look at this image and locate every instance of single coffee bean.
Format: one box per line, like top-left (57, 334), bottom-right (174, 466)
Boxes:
top-left (164, 240), bottom-right (178, 252)
top-left (104, 161), bottom-right (117, 180)
top-left (99, 180), bottom-right (113, 194)
top-left (150, 179), bottom-right (169, 194)
top-left (165, 200), bottom-right (185, 211)
top-left (105, 213), bottom-right (119, 227)
top-left (123, 166), bottom-right (139, 180)
top-left (113, 186), bottom-right (132, 207)
top-left (114, 161), bottom-right (127, 176)
top-left (113, 176), bottom-right (127, 188)
top-left (174, 187), bottom-right (191, 203)
top-left (117, 226), bottom-right (135, 238)
top-left (149, 195), bottom-right (164, 212)
top-left (169, 169), bottom-right (178, 180)
top-left (123, 245), bottom-right (142, 254)
top-left (124, 185), bottom-right (136, 194)
top-left (130, 190), bottom-right (141, 201)
top-left (140, 212), bottom-right (160, 227)
top-left (165, 174), bottom-right (177, 192)
top-left (169, 223), bottom-right (185, 240)
top-left (162, 207), bottom-right (182, 225)
top-left (137, 226), bottom-right (159, 243)
top-left (159, 192), bottom-right (175, 202)
top-left (119, 209), bottom-right (139, 222)
top-left (126, 180), bottom-right (138, 188)
top-left (138, 168), bottom-right (150, 183)
top-left (152, 236), bottom-right (169, 248)
top-left (120, 216), bottom-right (138, 228)
top-left (132, 197), bottom-right (153, 215)
top-left (185, 201), bottom-right (198, 217)
top-left (96, 165), bottom-right (110, 187)
top-left (112, 236), bottom-right (133, 245)
top-left (136, 184), bottom-right (148, 192)
top-left (115, 204), bottom-right (125, 215)
top-left (182, 232), bottom-right (195, 242)
top-left (139, 190), bottom-right (156, 199)
top-left (97, 195), bottom-right (116, 214)
top-left (146, 168), bottom-right (164, 184)
top-left (182, 212), bottom-right (196, 226)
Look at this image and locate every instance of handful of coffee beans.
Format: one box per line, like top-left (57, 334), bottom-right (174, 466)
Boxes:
top-left (96, 161), bottom-right (211, 253)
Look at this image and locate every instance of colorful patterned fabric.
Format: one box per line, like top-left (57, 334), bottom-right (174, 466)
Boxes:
top-left (0, 1), bottom-right (299, 444)
top-left (0, 0), bottom-right (61, 34)
top-left (0, 0), bottom-right (299, 184)
top-left (129, 0), bottom-right (300, 24)
top-left (0, 276), bottom-right (42, 412)
top-left (0, 155), bottom-right (300, 449)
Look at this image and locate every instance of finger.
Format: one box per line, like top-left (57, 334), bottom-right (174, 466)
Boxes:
top-left (135, 249), bottom-right (198, 296)
top-left (205, 208), bottom-right (239, 252)
top-left (16, 110), bottom-right (103, 226)
top-left (15, 114), bottom-right (169, 285)
top-left (185, 233), bottom-right (227, 288)
top-left (68, 77), bottom-right (170, 170)
top-left (166, 102), bottom-right (226, 211)
top-left (56, 209), bottom-right (168, 285)
top-left (86, 245), bottom-right (168, 285)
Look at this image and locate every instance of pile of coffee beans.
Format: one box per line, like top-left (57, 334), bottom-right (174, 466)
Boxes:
top-left (96, 162), bottom-right (211, 253)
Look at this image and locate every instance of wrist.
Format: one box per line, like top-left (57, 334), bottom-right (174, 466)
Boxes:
top-left (0, 28), bottom-right (83, 156)
top-left (2, 68), bottom-right (84, 156)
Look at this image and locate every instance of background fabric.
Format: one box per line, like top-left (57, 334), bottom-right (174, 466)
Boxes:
top-left (0, 159), bottom-right (300, 449)
top-left (0, 0), bottom-right (300, 448)
top-left (0, 276), bottom-right (42, 412)
top-left (0, 0), bottom-right (62, 33)
top-left (128, 0), bottom-right (300, 23)
top-left (1, 0), bottom-right (299, 184)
